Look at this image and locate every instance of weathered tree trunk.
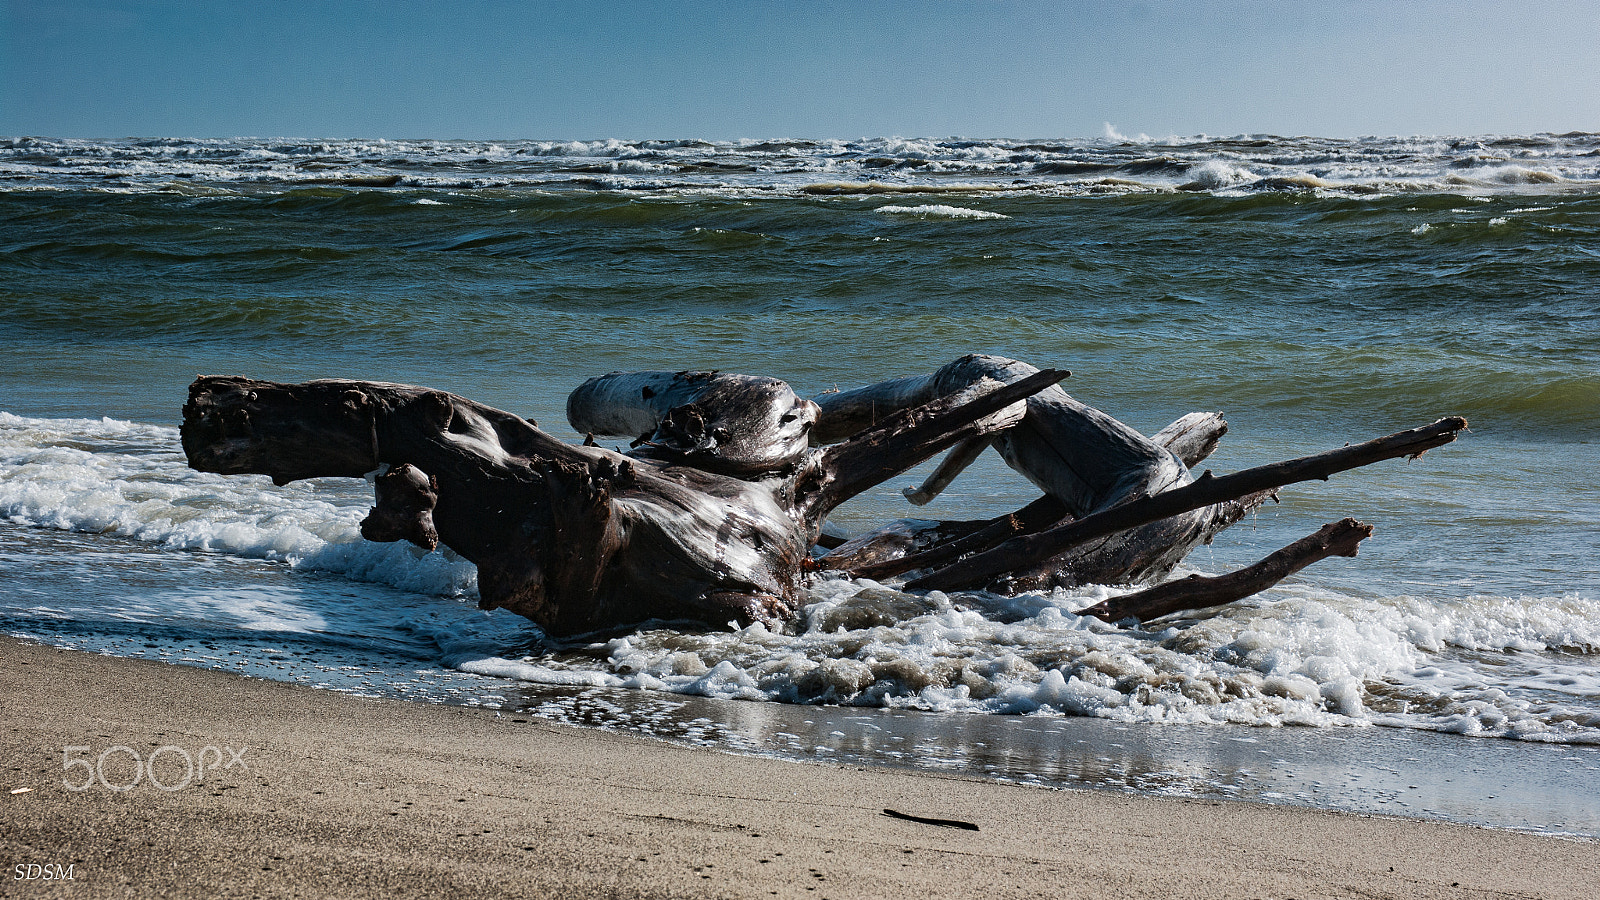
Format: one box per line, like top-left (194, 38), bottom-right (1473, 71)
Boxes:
top-left (182, 369), bottom-right (1064, 637)
top-left (183, 377), bottom-right (810, 635)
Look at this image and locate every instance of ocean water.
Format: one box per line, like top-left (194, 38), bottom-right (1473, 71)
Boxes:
top-left (3, 134), bottom-right (1598, 832)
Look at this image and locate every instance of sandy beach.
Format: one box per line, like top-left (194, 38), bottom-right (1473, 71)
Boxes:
top-left (2, 635), bottom-right (1595, 899)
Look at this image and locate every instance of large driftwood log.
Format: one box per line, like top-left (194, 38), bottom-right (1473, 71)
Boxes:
top-left (182, 369), bottom-right (1064, 637)
top-left (181, 356), bottom-right (1465, 638)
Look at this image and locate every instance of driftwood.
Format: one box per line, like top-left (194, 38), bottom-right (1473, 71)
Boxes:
top-left (180, 355), bottom-right (1466, 636)
top-left (182, 368), bottom-right (1064, 636)
top-left (567, 371), bottom-right (820, 478)
top-left (813, 356), bottom-right (1269, 593)
top-left (1075, 518), bottom-right (1375, 624)
top-left (906, 416), bottom-right (1466, 594)
top-left (823, 409), bottom-right (1234, 581)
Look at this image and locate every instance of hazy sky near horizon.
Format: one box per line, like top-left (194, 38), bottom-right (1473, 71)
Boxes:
top-left (3, 0), bottom-right (1596, 141)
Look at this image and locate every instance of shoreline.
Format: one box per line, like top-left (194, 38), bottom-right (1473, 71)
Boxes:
top-left (4, 635), bottom-right (1597, 898)
top-left (488, 675), bottom-right (1600, 838)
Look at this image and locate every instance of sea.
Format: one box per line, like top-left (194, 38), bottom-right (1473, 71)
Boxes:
top-left (2, 134), bottom-right (1597, 836)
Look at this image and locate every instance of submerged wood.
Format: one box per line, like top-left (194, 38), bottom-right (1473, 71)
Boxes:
top-left (815, 516), bottom-right (1002, 575)
top-left (182, 369), bottom-right (1064, 637)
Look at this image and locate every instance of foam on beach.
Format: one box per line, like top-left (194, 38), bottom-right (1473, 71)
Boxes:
top-left (0, 412), bottom-right (477, 598)
top-left (3, 412), bottom-right (1597, 746)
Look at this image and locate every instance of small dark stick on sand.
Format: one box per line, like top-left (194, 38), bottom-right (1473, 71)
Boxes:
top-left (882, 809), bottom-right (980, 831)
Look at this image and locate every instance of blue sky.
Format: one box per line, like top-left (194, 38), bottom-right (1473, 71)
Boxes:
top-left (3, 0), bottom-right (1596, 140)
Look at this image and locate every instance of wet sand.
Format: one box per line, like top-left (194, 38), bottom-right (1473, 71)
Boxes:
top-left (3, 635), bottom-right (1596, 899)
top-left (494, 679), bottom-right (1600, 836)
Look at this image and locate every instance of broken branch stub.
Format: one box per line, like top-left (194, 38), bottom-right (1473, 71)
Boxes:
top-left (1076, 518), bottom-right (1375, 624)
top-left (568, 370), bottom-right (821, 478)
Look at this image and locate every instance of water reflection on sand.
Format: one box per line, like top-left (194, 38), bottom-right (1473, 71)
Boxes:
top-left (503, 681), bottom-right (1600, 838)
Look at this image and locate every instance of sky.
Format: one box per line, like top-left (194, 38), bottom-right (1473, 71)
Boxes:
top-left (3, 0), bottom-right (1596, 141)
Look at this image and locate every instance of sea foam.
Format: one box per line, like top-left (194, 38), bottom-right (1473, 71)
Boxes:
top-left (3, 412), bottom-right (1596, 743)
top-left (0, 413), bottom-right (476, 598)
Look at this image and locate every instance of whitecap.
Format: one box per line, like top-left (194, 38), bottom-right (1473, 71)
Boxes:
top-left (874, 204), bottom-right (1009, 220)
top-left (1178, 159), bottom-right (1258, 190)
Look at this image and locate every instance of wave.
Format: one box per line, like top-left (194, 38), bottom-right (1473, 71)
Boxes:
top-left (0, 413), bottom-right (477, 598)
top-left (5, 133), bottom-right (1600, 198)
top-left (800, 181), bottom-right (1020, 195)
top-left (432, 577), bottom-right (1600, 743)
top-left (873, 204), bottom-right (1010, 220)
top-left (2, 412), bottom-right (1595, 743)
